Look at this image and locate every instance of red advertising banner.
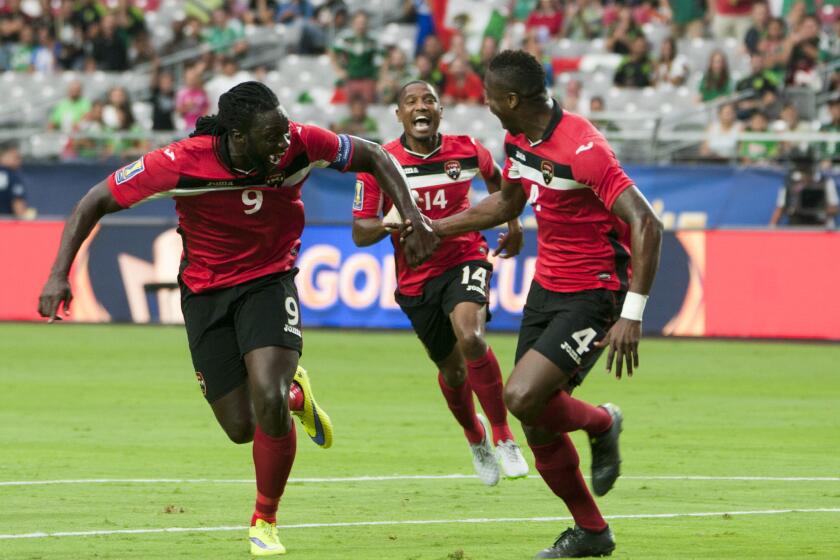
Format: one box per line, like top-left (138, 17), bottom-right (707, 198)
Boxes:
top-left (0, 220), bottom-right (64, 321)
top-left (1, 221), bottom-right (838, 340)
top-left (704, 230), bottom-right (840, 339)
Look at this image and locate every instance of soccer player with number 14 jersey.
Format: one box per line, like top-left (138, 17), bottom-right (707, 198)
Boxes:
top-left (352, 80), bottom-right (529, 485)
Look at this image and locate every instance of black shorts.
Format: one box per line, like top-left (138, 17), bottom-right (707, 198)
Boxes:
top-left (515, 281), bottom-right (624, 387)
top-left (180, 269), bottom-right (303, 402)
top-left (395, 260), bottom-right (492, 364)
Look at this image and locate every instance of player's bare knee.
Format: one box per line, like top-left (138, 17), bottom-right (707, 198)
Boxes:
top-left (224, 420), bottom-right (255, 444)
top-left (457, 331), bottom-right (487, 361)
top-left (254, 389), bottom-right (292, 433)
top-left (504, 383), bottom-right (540, 423)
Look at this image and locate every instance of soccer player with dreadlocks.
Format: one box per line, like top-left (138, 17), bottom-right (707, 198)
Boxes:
top-left (38, 81), bottom-right (438, 556)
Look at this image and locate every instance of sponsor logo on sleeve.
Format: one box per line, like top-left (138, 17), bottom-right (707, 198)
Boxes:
top-left (353, 179), bottom-right (364, 210)
top-left (115, 157), bottom-right (145, 185)
top-left (540, 160), bottom-right (554, 185)
top-left (444, 160), bottom-right (462, 180)
top-left (575, 142), bottom-right (594, 155)
top-left (164, 148), bottom-right (176, 161)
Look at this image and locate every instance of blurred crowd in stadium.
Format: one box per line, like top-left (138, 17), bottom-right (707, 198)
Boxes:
top-left (0, 0), bottom-right (839, 167)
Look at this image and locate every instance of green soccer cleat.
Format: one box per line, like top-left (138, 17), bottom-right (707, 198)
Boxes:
top-left (292, 366), bottom-right (333, 449)
top-left (249, 518), bottom-right (286, 556)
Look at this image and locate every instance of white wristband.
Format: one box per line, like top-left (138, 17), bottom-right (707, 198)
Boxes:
top-left (620, 292), bottom-right (648, 322)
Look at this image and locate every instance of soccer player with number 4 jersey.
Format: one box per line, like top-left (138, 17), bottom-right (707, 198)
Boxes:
top-left (352, 80), bottom-right (529, 485)
top-left (37, 82), bottom-right (438, 557)
top-left (403, 52), bottom-right (663, 558)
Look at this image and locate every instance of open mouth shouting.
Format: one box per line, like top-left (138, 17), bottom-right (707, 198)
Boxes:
top-left (412, 114), bottom-right (432, 134)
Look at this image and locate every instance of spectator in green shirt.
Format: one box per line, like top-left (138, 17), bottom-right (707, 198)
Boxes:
top-left (739, 110), bottom-right (780, 165)
top-left (735, 54), bottom-right (779, 118)
top-left (613, 36), bottom-right (654, 88)
top-left (8, 25), bottom-right (35, 71)
top-left (48, 80), bottom-right (92, 133)
top-left (782, 0), bottom-right (817, 18)
top-left (331, 96), bottom-right (380, 143)
top-left (668, 0), bottom-right (706, 39)
top-left (606, 7), bottom-right (644, 55)
top-left (331, 11), bottom-right (380, 103)
top-left (697, 50), bottom-right (732, 103)
top-left (202, 8), bottom-right (246, 56)
top-left (564, 0), bottom-right (603, 40)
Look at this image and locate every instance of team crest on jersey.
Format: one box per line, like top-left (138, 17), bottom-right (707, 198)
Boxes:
top-left (353, 179), bottom-right (365, 210)
top-left (540, 160), bottom-right (554, 185)
top-left (265, 171), bottom-right (286, 187)
top-left (115, 157), bottom-right (145, 185)
top-left (195, 371), bottom-right (207, 396)
top-left (444, 160), bottom-right (461, 180)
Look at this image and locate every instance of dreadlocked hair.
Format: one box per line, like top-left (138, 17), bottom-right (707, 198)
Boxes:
top-left (191, 81), bottom-right (280, 172)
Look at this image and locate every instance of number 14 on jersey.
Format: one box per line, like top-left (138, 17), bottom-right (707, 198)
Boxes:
top-left (419, 189), bottom-right (447, 210)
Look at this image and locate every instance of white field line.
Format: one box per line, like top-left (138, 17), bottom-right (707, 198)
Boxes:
top-left (1, 474), bottom-right (839, 487)
top-left (1, 508), bottom-right (839, 540)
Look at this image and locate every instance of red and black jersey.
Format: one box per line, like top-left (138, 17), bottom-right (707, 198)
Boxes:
top-left (502, 100), bottom-right (634, 293)
top-left (353, 134), bottom-right (497, 296)
top-left (107, 123), bottom-right (353, 293)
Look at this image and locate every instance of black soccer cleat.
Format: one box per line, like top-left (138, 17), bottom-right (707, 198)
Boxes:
top-left (535, 525), bottom-right (616, 558)
top-left (589, 403), bottom-right (623, 497)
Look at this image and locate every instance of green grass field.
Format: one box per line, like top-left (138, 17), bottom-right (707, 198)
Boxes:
top-left (1, 323), bottom-right (839, 559)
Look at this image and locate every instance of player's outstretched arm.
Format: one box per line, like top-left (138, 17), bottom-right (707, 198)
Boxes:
top-left (351, 217), bottom-right (391, 247)
top-left (38, 181), bottom-right (123, 322)
top-left (344, 137), bottom-right (438, 266)
top-left (431, 176), bottom-right (526, 239)
top-left (595, 186), bottom-right (663, 379)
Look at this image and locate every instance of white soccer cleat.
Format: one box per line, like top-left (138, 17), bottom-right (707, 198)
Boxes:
top-left (469, 413), bottom-right (501, 487)
top-left (496, 439), bottom-right (529, 479)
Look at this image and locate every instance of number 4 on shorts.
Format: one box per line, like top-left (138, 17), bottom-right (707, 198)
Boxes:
top-left (571, 328), bottom-right (597, 355)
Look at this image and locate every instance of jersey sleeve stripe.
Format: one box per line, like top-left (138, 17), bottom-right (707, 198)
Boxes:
top-left (404, 168), bottom-right (479, 190)
top-left (518, 165), bottom-right (587, 191)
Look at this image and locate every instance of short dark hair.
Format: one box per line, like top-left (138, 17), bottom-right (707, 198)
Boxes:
top-left (487, 50), bottom-right (546, 100)
top-left (397, 80), bottom-right (437, 104)
top-left (0, 140), bottom-right (19, 154)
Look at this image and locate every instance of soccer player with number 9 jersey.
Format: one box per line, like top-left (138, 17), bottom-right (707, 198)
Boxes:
top-left (352, 81), bottom-right (529, 486)
top-left (37, 82), bottom-right (438, 557)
